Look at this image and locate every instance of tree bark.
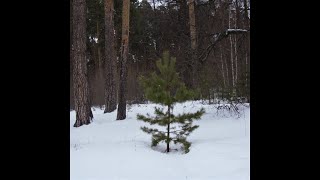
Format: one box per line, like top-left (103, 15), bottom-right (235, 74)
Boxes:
top-left (188, 0), bottom-right (198, 89)
top-left (188, 0), bottom-right (197, 51)
top-left (234, 0), bottom-right (240, 90)
top-left (230, 37), bottom-right (235, 90)
top-left (117, 0), bottom-right (130, 120)
top-left (228, 4), bottom-right (235, 93)
top-left (167, 105), bottom-right (171, 153)
top-left (243, 0), bottom-right (250, 29)
top-left (104, 0), bottom-right (117, 113)
top-left (243, 0), bottom-right (250, 102)
top-left (223, 43), bottom-right (229, 89)
top-left (72, 0), bottom-right (93, 127)
top-left (96, 21), bottom-right (104, 107)
top-left (220, 45), bottom-right (226, 88)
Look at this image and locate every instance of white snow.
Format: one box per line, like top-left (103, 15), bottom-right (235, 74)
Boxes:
top-left (70, 101), bottom-right (250, 180)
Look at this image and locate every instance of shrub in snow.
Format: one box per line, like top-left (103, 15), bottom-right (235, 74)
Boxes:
top-left (137, 51), bottom-right (205, 153)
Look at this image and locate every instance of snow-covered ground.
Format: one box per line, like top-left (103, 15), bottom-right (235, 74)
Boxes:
top-left (70, 101), bottom-right (250, 180)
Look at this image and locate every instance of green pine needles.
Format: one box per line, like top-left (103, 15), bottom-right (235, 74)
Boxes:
top-left (137, 51), bottom-right (205, 153)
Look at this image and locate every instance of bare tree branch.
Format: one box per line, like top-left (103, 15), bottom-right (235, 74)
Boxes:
top-left (199, 29), bottom-right (249, 64)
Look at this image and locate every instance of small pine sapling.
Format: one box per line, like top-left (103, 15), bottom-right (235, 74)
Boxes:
top-left (137, 51), bottom-right (205, 153)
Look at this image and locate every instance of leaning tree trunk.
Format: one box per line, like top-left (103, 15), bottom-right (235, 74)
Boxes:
top-left (72, 0), bottom-right (93, 127)
top-left (117, 0), bottom-right (130, 120)
top-left (104, 0), bottom-right (117, 113)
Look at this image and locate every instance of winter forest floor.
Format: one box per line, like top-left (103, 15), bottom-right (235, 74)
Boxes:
top-left (70, 101), bottom-right (250, 180)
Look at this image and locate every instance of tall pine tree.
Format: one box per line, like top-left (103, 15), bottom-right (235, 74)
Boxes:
top-left (137, 51), bottom-right (205, 153)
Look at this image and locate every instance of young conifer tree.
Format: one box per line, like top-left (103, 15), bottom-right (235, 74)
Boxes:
top-left (137, 51), bottom-right (205, 153)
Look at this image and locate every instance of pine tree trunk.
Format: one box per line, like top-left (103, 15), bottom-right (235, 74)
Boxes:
top-left (245, 52), bottom-right (250, 103)
top-left (220, 45), bottom-right (226, 88)
top-left (104, 0), bottom-right (117, 113)
top-left (117, 0), bottom-right (130, 120)
top-left (223, 42), bottom-right (229, 89)
top-left (234, 0), bottom-right (239, 94)
top-left (234, 1), bottom-right (237, 85)
top-left (243, 0), bottom-right (250, 29)
top-left (243, 0), bottom-right (250, 102)
top-left (72, 0), bottom-right (93, 127)
top-left (230, 36), bottom-right (235, 90)
top-left (70, 0), bottom-right (74, 110)
top-left (234, 36), bottom-right (238, 91)
top-left (188, 0), bottom-right (197, 89)
top-left (220, 5), bottom-right (229, 90)
top-left (97, 22), bottom-right (102, 71)
top-left (228, 5), bottom-right (235, 93)
top-left (96, 22), bottom-right (104, 107)
top-left (188, 0), bottom-right (197, 51)
top-left (167, 105), bottom-right (171, 153)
